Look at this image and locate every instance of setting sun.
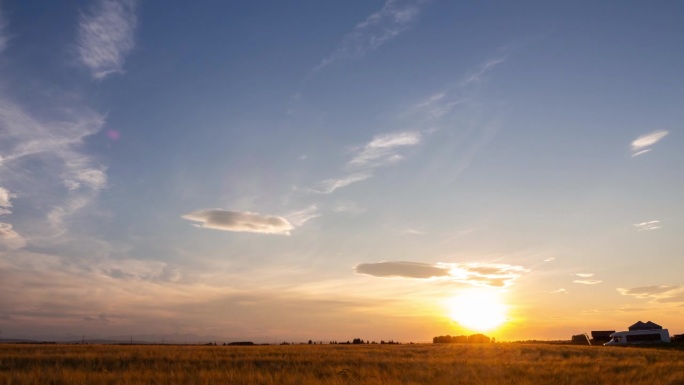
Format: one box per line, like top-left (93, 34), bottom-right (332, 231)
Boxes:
top-left (447, 289), bottom-right (507, 332)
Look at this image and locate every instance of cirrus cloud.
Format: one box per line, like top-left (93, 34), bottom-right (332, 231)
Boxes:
top-left (182, 209), bottom-right (295, 235)
top-left (312, 0), bottom-right (427, 73)
top-left (306, 131), bottom-right (421, 194)
top-left (617, 285), bottom-right (684, 303)
top-left (349, 131), bottom-right (421, 167)
top-left (77, 0), bottom-right (138, 79)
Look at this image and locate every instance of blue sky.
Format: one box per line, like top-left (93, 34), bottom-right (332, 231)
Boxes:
top-left (0, 0), bottom-right (683, 342)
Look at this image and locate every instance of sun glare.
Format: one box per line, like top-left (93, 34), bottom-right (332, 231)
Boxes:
top-left (447, 289), bottom-right (507, 332)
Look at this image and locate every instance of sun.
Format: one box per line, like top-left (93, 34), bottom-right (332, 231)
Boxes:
top-left (446, 289), bottom-right (507, 332)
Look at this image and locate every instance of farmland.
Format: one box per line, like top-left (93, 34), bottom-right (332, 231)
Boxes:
top-left (1, 343), bottom-right (684, 384)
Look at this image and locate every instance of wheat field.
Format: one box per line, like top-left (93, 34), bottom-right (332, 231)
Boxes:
top-left (1, 343), bottom-right (684, 384)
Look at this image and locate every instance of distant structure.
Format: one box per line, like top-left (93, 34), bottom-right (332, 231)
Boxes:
top-left (604, 320), bottom-right (669, 346)
top-left (628, 321), bottom-right (662, 331)
top-left (590, 331), bottom-right (615, 345)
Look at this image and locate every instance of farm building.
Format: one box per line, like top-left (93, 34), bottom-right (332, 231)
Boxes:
top-left (628, 321), bottom-right (662, 331)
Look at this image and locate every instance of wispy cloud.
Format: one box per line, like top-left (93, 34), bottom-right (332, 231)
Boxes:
top-left (312, 0), bottom-right (427, 73)
top-left (575, 273), bottom-right (594, 278)
top-left (331, 201), bottom-right (365, 214)
top-left (0, 222), bottom-right (26, 251)
top-left (406, 58), bottom-right (504, 121)
top-left (409, 92), bottom-right (468, 120)
top-left (307, 55), bottom-right (506, 196)
top-left (0, 99), bottom-right (108, 237)
top-left (634, 220), bottom-right (661, 231)
top-left (550, 288), bottom-right (567, 294)
top-left (617, 285), bottom-right (684, 303)
top-left (354, 261), bottom-right (528, 288)
top-left (349, 131), bottom-right (421, 167)
top-left (77, 0), bottom-right (138, 79)
top-left (631, 129), bottom-right (668, 157)
top-left (462, 58), bottom-right (505, 85)
top-left (573, 279), bottom-right (602, 285)
top-left (285, 205), bottom-right (321, 227)
top-left (0, 187), bottom-right (13, 215)
top-left (182, 209), bottom-right (295, 235)
top-left (307, 131), bottom-right (421, 194)
top-left (310, 172), bottom-right (372, 194)
top-left (401, 228), bottom-right (427, 235)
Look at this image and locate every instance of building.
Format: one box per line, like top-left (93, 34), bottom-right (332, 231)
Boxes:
top-left (628, 321), bottom-right (662, 331)
top-left (590, 330), bottom-right (615, 344)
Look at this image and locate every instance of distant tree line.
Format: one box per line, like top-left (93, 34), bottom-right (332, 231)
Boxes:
top-left (326, 338), bottom-right (401, 345)
top-left (433, 334), bottom-right (493, 344)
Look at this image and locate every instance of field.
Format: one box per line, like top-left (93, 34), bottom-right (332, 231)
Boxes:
top-left (2, 343), bottom-right (684, 384)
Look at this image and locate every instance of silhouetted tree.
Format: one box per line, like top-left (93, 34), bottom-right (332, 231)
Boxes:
top-left (570, 334), bottom-right (591, 345)
top-left (433, 335), bottom-right (452, 343)
top-left (468, 334), bottom-right (490, 344)
top-left (434, 334), bottom-right (490, 343)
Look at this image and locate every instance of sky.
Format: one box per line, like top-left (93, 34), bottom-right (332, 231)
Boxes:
top-left (0, 0), bottom-right (683, 343)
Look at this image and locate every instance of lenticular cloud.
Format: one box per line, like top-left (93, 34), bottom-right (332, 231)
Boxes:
top-left (354, 261), bottom-right (528, 288)
top-left (182, 209), bottom-right (294, 235)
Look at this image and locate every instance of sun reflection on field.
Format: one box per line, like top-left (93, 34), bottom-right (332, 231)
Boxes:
top-left (447, 289), bottom-right (507, 332)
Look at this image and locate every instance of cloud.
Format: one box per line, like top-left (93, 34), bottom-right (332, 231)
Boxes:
top-left (349, 131), bottom-right (421, 167)
top-left (311, 173), bottom-right (372, 194)
top-left (573, 280), bottom-right (602, 285)
top-left (401, 229), bottom-right (426, 235)
top-left (634, 220), bottom-right (661, 231)
top-left (550, 288), bottom-right (567, 294)
top-left (0, 187), bottom-right (13, 215)
top-left (575, 273), bottom-right (594, 278)
top-left (410, 92), bottom-right (468, 119)
top-left (355, 261), bottom-right (450, 279)
top-left (617, 286), bottom-right (684, 303)
top-left (0, 99), bottom-right (107, 236)
top-left (0, 102), bottom-right (105, 163)
top-left (312, 0), bottom-right (427, 73)
top-left (182, 209), bottom-right (295, 235)
top-left (77, 0), bottom-right (138, 79)
top-left (406, 58), bottom-right (504, 121)
top-left (307, 131), bottom-right (421, 194)
top-left (332, 201), bottom-right (365, 214)
top-left (0, 222), bottom-right (26, 250)
top-left (631, 130), bottom-right (668, 156)
top-left (64, 169), bottom-right (108, 191)
top-left (285, 205), bottom-right (321, 227)
top-left (306, 56), bottom-right (505, 196)
top-left (543, 257), bottom-right (555, 262)
top-left (354, 261), bottom-right (528, 288)
top-left (462, 59), bottom-right (505, 85)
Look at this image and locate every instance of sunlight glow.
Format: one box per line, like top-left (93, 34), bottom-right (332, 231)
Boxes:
top-left (447, 289), bottom-right (507, 332)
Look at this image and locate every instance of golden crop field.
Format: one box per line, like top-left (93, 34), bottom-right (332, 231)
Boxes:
top-left (1, 343), bottom-right (684, 385)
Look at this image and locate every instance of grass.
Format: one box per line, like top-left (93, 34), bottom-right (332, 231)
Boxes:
top-left (1, 343), bottom-right (684, 384)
